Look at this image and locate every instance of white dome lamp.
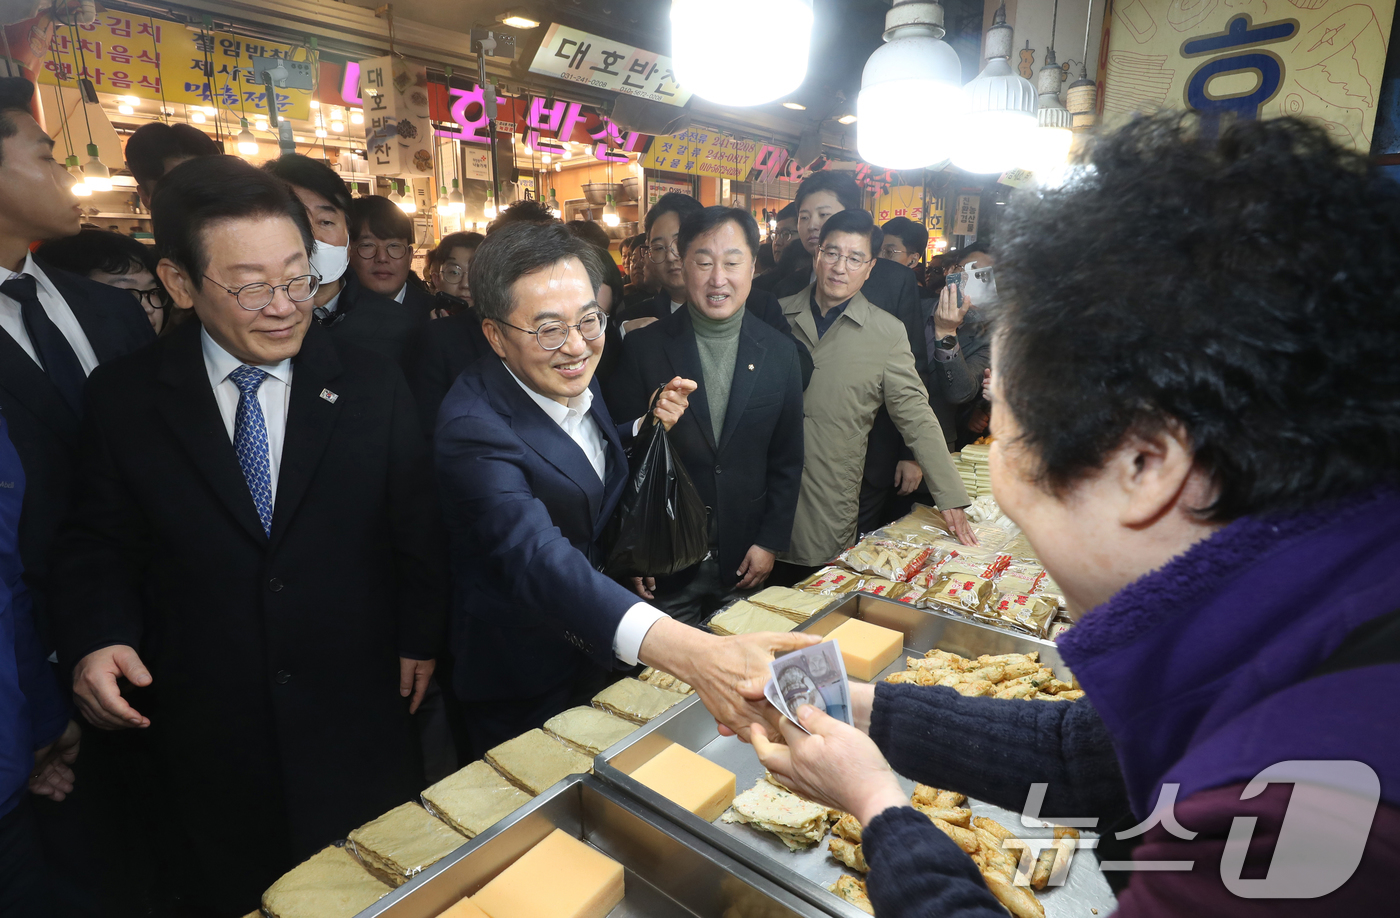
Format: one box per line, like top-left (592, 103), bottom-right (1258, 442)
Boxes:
top-left (953, 2), bottom-right (1038, 175)
top-left (1024, 48), bottom-right (1073, 172)
top-left (858, 0), bottom-right (966, 169)
top-left (671, 0), bottom-right (812, 106)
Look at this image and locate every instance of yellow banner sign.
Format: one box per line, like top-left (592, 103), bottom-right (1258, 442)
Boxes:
top-left (37, 12), bottom-right (313, 121)
top-left (1101, 0), bottom-right (1395, 150)
top-left (642, 129), bottom-right (759, 180)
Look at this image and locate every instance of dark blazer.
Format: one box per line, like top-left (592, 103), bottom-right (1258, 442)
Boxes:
top-left (317, 271), bottom-right (426, 369)
top-left (607, 306), bottom-right (805, 589)
top-left (0, 258), bottom-right (154, 647)
top-left (401, 277), bottom-right (438, 320)
top-left (436, 357), bottom-right (637, 705)
top-left (775, 256), bottom-right (925, 487)
top-left (49, 320), bottom-right (446, 912)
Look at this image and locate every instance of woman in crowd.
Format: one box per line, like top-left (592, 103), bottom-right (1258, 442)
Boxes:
top-left (752, 114), bottom-right (1400, 915)
top-left (36, 229), bottom-right (173, 335)
top-left (429, 231), bottom-right (484, 317)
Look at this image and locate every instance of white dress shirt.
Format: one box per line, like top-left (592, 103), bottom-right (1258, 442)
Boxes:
top-left (201, 328), bottom-right (294, 499)
top-left (394, 284), bottom-right (407, 304)
top-left (503, 361), bottom-right (667, 665)
top-left (0, 252), bottom-right (101, 375)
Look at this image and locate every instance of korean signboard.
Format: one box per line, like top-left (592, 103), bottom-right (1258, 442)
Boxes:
top-left (871, 186), bottom-right (925, 224)
top-left (433, 85), bottom-right (644, 162)
top-left (528, 23), bottom-right (690, 107)
top-left (37, 13), bottom-right (312, 120)
top-left (642, 129), bottom-right (760, 179)
top-left (953, 194), bottom-right (980, 236)
top-left (1101, 0), bottom-right (1395, 150)
top-left (359, 56), bottom-right (433, 177)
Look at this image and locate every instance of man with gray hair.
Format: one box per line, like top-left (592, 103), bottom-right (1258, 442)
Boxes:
top-left (435, 222), bottom-right (817, 755)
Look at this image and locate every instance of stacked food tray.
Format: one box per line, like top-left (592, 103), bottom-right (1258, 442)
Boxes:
top-left (595, 592), bottom-right (1117, 918)
top-left (351, 775), bottom-right (824, 917)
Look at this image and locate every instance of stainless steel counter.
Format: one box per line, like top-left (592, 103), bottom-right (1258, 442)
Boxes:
top-left (354, 774), bottom-right (830, 917)
top-left (594, 592), bottom-right (1116, 918)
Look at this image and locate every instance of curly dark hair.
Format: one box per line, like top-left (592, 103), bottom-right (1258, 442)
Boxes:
top-left (994, 113), bottom-right (1400, 521)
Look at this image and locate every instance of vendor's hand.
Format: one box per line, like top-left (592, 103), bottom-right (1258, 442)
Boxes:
top-left (752, 705), bottom-right (908, 827)
top-left (631, 576), bottom-right (657, 599)
top-left (934, 281), bottom-right (973, 339)
top-left (638, 617), bottom-right (819, 742)
top-left (651, 377), bottom-right (697, 431)
top-left (73, 644), bottom-right (151, 729)
top-left (942, 507), bottom-right (978, 546)
top-left (735, 545), bottom-right (775, 589)
top-left (399, 657), bottom-right (436, 715)
top-left (622, 317), bottom-right (658, 335)
top-left (29, 720), bottom-right (80, 802)
top-left (893, 460), bottom-right (923, 496)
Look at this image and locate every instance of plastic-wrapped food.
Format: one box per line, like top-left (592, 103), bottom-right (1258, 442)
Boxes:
top-left (997, 560), bottom-right (1047, 596)
top-left (837, 538), bottom-right (933, 582)
top-left (922, 573), bottom-right (994, 614)
top-left (980, 592), bottom-right (1058, 638)
top-left (855, 577), bottom-right (913, 601)
top-left (795, 566), bottom-right (866, 595)
top-left (870, 503), bottom-right (951, 546)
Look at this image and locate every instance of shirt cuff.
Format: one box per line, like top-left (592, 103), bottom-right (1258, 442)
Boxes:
top-left (931, 342), bottom-right (961, 362)
top-left (633, 417), bottom-right (644, 437)
top-left (613, 602), bottom-right (669, 666)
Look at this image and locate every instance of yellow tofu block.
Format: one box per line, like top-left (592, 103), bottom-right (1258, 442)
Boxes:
top-left (628, 743), bottom-right (736, 822)
top-left (471, 829), bottom-right (623, 918)
top-left (439, 897), bottom-right (492, 918)
top-left (823, 619), bottom-right (905, 681)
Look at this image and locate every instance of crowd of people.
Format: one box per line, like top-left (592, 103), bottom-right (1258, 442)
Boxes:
top-left (1, 67), bottom-right (1396, 918)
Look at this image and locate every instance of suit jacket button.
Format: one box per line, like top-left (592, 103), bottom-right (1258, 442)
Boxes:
top-left (274, 670), bottom-right (291, 684)
top-left (715, 465), bottom-right (722, 475)
top-left (268, 577), bottom-right (284, 592)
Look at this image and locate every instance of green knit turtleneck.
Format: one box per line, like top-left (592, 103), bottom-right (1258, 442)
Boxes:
top-left (688, 304), bottom-right (743, 441)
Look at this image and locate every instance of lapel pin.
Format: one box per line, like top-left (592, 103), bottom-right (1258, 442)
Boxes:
top-left (748, 363), bottom-right (755, 371)
top-left (319, 388), bottom-right (339, 404)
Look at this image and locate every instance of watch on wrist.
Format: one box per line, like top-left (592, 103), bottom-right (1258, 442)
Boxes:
top-left (935, 335), bottom-right (958, 350)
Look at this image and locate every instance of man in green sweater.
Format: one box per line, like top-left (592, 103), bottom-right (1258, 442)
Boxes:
top-left (608, 208), bottom-right (806, 625)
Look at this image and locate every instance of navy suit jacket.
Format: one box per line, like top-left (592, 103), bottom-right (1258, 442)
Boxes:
top-left (435, 356), bottom-right (639, 702)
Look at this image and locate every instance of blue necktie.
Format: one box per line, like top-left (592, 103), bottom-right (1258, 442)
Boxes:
top-left (2, 274), bottom-right (87, 415)
top-left (229, 365), bottom-right (273, 537)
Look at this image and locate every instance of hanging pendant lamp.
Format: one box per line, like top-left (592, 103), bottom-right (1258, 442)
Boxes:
top-left (953, 2), bottom-right (1037, 175)
top-left (670, 0), bottom-right (812, 106)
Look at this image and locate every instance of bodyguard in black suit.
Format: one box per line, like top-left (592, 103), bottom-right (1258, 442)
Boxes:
top-left (608, 208), bottom-right (804, 622)
top-left (263, 154), bottom-right (425, 368)
top-left (50, 157), bottom-right (445, 915)
top-left (771, 171), bottom-right (928, 531)
top-left (0, 80), bottom-right (156, 649)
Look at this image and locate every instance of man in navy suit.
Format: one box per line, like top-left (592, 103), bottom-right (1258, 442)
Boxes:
top-left (436, 223), bottom-right (816, 755)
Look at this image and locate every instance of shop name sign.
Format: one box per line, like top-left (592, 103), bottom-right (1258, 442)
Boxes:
top-left (1101, 0), bottom-right (1395, 150)
top-left (434, 86), bottom-right (644, 163)
top-left (527, 23), bottom-right (690, 107)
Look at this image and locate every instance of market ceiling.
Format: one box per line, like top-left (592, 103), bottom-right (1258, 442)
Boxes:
top-left (109, 0), bottom-right (988, 151)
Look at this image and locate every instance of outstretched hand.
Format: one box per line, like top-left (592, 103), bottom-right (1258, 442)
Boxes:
top-left (651, 377), bottom-right (698, 431)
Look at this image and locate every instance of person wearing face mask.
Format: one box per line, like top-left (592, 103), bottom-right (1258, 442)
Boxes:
top-left (777, 208), bottom-right (975, 577)
top-left (607, 207), bottom-right (805, 624)
top-left (772, 171), bottom-right (930, 533)
top-left (263, 155), bottom-right (425, 369)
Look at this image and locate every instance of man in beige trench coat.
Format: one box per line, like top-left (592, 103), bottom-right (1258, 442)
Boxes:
top-left (778, 209), bottom-right (974, 567)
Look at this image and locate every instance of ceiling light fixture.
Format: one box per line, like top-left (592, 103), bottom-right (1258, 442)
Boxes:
top-left (65, 154), bottom-right (90, 196)
top-left (782, 101), bottom-right (806, 111)
top-left (191, 110), bottom-right (206, 123)
top-left (237, 118), bottom-right (258, 155)
top-left (448, 178), bottom-right (466, 215)
top-left (350, 109), bottom-right (364, 125)
top-left (837, 114), bottom-right (858, 125)
top-left (117, 103), bottom-right (134, 115)
top-left (483, 185), bottom-right (498, 219)
top-left (672, 0), bottom-right (812, 106)
top-left (397, 181), bottom-right (418, 213)
top-left (436, 185), bottom-right (451, 216)
top-left (255, 117), bottom-right (269, 131)
top-left (81, 142), bottom-right (111, 192)
top-left (496, 9), bottom-right (541, 29)
top-left (953, 1), bottom-right (1037, 174)
top-left (601, 193), bottom-right (620, 227)
top-left (858, 0), bottom-right (965, 169)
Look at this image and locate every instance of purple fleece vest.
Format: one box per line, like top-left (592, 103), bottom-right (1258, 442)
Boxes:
top-left (1056, 489), bottom-right (1400, 818)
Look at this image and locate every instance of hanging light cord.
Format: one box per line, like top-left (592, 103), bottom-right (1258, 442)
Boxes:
top-left (1080, 0), bottom-right (1095, 77)
top-left (65, 21), bottom-right (96, 145)
top-left (47, 36), bottom-right (76, 155)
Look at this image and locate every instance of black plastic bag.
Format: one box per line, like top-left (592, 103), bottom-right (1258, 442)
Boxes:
top-left (604, 392), bottom-right (709, 578)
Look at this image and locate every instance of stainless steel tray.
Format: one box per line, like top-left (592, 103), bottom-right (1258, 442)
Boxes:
top-left (595, 592), bottom-right (1115, 918)
top-left (354, 773), bottom-right (828, 917)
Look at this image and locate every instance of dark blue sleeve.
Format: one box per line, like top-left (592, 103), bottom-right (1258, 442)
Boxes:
top-left (863, 807), bottom-right (1006, 918)
top-left (870, 682), bottom-right (1130, 821)
top-left (435, 405), bottom-right (636, 669)
top-left (13, 588), bottom-right (68, 750)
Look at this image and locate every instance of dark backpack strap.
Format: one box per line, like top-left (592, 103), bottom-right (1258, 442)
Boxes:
top-left (1310, 607), bottom-right (1400, 678)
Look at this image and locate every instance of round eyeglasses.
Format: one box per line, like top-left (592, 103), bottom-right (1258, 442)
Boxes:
top-left (127, 287), bottom-right (170, 311)
top-left (356, 240), bottom-right (409, 260)
top-left (496, 311), bottom-right (607, 350)
top-left (440, 264), bottom-right (466, 281)
top-left (646, 240), bottom-right (680, 262)
top-left (819, 247), bottom-right (872, 271)
top-left (202, 274), bottom-right (321, 311)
